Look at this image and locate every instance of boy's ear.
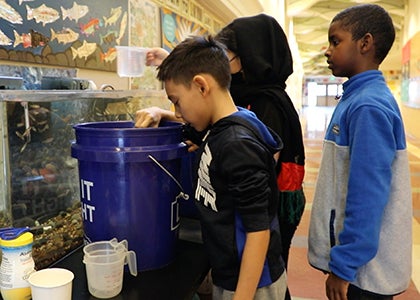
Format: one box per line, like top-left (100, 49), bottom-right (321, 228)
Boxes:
top-left (360, 33), bottom-right (374, 52)
top-left (192, 75), bottom-right (208, 95)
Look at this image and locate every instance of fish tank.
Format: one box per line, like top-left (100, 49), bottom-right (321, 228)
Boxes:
top-left (0, 89), bottom-right (170, 269)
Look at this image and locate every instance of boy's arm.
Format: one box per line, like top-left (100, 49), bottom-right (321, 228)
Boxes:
top-left (329, 106), bottom-right (395, 281)
top-left (234, 229), bottom-right (270, 300)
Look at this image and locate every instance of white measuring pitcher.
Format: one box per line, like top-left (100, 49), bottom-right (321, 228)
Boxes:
top-left (83, 238), bottom-right (137, 299)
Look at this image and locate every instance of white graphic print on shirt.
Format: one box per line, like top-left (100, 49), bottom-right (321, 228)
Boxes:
top-left (195, 143), bottom-right (218, 212)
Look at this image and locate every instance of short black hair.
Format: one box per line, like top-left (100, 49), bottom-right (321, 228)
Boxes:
top-left (332, 4), bottom-right (395, 63)
top-left (157, 35), bottom-right (231, 89)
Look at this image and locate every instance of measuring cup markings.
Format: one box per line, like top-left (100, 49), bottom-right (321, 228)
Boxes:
top-left (83, 239), bottom-right (137, 298)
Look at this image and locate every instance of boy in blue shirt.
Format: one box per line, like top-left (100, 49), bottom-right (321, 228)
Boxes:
top-left (308, 4), bottom-right (412, 300)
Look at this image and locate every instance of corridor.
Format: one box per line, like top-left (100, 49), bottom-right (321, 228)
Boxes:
top-left (288, 106), bottom-right (420, 300)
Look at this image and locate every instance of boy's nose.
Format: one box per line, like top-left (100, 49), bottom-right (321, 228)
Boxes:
top-left (324, 51), bottom-right (331, 58)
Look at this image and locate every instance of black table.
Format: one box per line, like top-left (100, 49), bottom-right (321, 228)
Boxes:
top-left (51, 218), bottom-right (210, 300)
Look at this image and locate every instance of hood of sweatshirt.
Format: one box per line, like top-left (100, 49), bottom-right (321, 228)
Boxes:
top-left (228, 13), bottom-right (293, 87)
top-left (211, 107), bottom-right (283, 155)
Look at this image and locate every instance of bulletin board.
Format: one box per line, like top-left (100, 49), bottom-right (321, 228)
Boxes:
top-left (160, 7), bottom-right (209, 53)
top-left (129, 0), bottom-right (161, 90)
top-left (0, 0), bottom-right (128, 71)
top-left (129, 6), bottom-right (210, 90)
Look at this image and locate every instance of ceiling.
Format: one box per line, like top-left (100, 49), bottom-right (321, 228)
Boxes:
top-left (197, 0), bottom-right (407, 77)
top-left (288, 0), bottom-right (407, 75)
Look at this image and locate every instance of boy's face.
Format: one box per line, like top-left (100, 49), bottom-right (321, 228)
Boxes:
top-left (227, 50), bottom-right (241, 74)
top-left (325, 21), bottom-right (361, 78)
top-left (164, 79), bottom-right (210, 132)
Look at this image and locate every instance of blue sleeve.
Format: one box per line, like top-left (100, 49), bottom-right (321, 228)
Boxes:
top-left (329, 105), bottom-right (396, 281)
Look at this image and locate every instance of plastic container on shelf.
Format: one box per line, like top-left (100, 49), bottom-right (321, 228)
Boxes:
top-left (0, 231), bottom-right (35, 300)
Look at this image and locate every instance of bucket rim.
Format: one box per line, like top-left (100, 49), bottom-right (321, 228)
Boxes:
top-left (73, 120), bottom-right (183, 131)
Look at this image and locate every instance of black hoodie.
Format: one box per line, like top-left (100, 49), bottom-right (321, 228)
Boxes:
top-left (222, 14), bottom-right (305, 224)
top-left (194, 108), bottom-right (284, 291)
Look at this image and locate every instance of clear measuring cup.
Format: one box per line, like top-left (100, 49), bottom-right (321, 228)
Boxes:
top-left (83, 238), bottom-right (137, 299)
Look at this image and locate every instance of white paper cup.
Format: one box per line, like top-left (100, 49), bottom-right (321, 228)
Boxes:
top-left (28, 268), bottom-right (74, 300)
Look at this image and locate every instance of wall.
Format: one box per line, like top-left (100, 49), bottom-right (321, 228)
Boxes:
top-left (400, 0), bottom-right (420, 141)
top-left (0, 0), bottom-right (302, 103)
top-left (200, 0), bottom-right (304, 109)
top-left (77, 68), bottom-right (128, 90)
top-left (0, 0), bottom-right (224, 91)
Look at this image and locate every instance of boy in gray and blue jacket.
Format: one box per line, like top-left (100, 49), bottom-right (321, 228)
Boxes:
top-left (308, 4), bottom-right (412, 300)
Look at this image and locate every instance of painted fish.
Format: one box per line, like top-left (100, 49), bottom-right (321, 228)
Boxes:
top-left (0, 29), bottom-right (12, 46)
top-left (61, 2), bottom-right (89, 23)
top-left (100, 47), bottom-right (117, 63)
top-left (13, 29), bottom-right (49, 48)
top-left (80, 18), bottom-right (100, 36)
top-left (50, 28), bottom-right (79, 44)
top-left (103, 6), bottom-right (122, 27)
top-left (18, 0), bottom-right (35, 5)
top-left (116, 12), bottom-right (127, 45)
top-left (0, 0), bottom-right (23, 24)
top-left (26, 4), bottom-right (60, 26)
top-left (100, 30), bottom-right (118, 44)
top-left (71, 40), bottom-right (97, 60)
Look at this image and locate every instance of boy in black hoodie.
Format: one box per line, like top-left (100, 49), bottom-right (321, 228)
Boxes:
top-left (156, 35), bottom-right (286, 299)
top-left (138, 17), bottom-right (306, 288)
top-left (215, 18), bottom-right (305, 298)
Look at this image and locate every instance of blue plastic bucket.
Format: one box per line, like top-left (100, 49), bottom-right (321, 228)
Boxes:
top-left (71, 121), bottom-right (188, 271)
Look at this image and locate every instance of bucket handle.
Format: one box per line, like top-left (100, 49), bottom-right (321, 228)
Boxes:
top-left (148, 155), bottom-right (189, 201)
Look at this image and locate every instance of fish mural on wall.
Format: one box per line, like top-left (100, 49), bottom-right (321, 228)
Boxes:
top-left (18, 0), bottom-right (36, 5)
top-left (0, 29), bottom-right (12, 45)
top-left (0, 0), bottom-right (23, 24)
top-left (26, 4), bottom-right (60, 26)
top-left (50, 28), bottom-right (79, 44)
top-left (103, 7), bottom-right (122, 27)
top-left (13, 29), bottom-right (49, 48)
top-left (61, 2), bottom-right (89, 23)
top-left (100, 30), bottom-right (118, 44)
top-left (79, 18), bottom-right (101, 36)
top-left (0, 0), bottom-right (129, 71)
top-left (71, 40), bottom-right (97, 59)
top-left (115, 11), bottom-right (127, 45)
top-left (100, 47), bottom-right (117, 63)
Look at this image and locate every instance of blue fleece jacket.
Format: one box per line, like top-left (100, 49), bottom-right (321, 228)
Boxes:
top-left (308, 70), bottom-right (412, 295)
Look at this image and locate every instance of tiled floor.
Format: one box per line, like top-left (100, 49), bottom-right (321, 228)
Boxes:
top-left (288, 106), bottom-right (420, 300)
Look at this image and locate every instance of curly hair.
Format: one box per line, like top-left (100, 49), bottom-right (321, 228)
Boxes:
top-left (332, 4), bottom-right (395, 63)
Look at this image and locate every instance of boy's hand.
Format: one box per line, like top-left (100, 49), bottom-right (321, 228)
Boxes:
top-left (146, 47), bottom-right (169, 66)
top-left (134, 107), bottom-right (164, 128)
top-left (184, 139), bottom-right (199, 152)
top-left (326, 273), bottom-right (349, 300)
